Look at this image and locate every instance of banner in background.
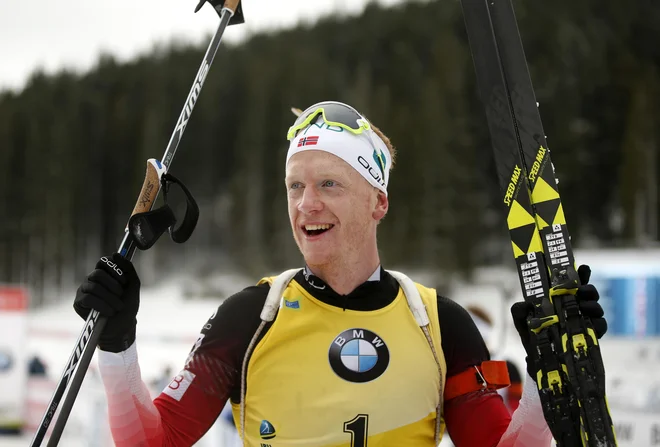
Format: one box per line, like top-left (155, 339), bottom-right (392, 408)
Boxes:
top-left (591, 276), bottom-right (660, 336)
top-left (0, 285), bottom-right (28, 430)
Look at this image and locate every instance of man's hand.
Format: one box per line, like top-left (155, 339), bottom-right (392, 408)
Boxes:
top-left (511, 264), bottom-right (607, 377)
top-left (73, 253), bottom-right (141, 353)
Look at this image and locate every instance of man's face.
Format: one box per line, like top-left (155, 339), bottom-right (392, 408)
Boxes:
top-left (285, 151), bottom-right (388, 268)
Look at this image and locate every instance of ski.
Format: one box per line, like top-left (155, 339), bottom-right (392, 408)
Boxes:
top-left (459, 0), bottom-right (617, 445)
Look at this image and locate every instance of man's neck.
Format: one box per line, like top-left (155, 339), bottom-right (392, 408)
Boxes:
top-left (306, 260), bottom-right (381, 295)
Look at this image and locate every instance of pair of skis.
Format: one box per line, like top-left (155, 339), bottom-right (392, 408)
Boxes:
top-left (460, 0), bottom-right (616, 446)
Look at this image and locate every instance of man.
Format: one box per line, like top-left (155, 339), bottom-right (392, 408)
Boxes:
top-left (74, 101), bottom-right (607, 446)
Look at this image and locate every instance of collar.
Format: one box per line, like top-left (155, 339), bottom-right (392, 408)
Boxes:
top-left (303, 265), bottom-right (381, 290)
top-left (296, 266), bottom-right (398, 311)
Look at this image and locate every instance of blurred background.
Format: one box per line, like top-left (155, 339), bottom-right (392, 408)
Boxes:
top-left (0, 0), bottom-right (658, 445)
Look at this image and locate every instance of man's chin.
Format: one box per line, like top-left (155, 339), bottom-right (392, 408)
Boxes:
top-left (302, 250), bottom-right (333, 267)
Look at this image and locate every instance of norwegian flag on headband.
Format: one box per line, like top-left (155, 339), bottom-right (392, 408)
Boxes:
top-left (297, 136), bottom-right (319, 147)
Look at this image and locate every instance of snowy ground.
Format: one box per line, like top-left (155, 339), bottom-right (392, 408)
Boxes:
top-left (3, 254), bottom-right (660, 446)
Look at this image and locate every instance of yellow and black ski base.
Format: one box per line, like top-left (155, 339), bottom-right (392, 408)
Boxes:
top-left (459, 0), bottom-right (617, 445)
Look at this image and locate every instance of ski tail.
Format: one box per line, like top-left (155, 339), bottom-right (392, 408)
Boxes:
top-left (460, 0), bottom-right (617, 445)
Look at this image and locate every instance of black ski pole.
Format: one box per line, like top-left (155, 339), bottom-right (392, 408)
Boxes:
top-left (29, 1), bottom-right (243, 446)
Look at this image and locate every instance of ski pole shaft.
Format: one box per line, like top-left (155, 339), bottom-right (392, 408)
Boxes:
top-left (46, 316), bottom-right (108, 446)
top-left (29, 310), bottom-right (102, 446)
top-left (30, 4), bottom-right (239, 445)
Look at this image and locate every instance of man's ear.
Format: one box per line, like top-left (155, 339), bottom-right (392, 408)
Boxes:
top-left (373, 190), bottom-right (389, 221)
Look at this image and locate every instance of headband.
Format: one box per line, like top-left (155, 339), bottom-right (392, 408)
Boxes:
top-left (286, 119), bottom-right (391, 195)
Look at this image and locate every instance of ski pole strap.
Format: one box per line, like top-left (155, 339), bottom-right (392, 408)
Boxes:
top-left (444, 360), bottom-right (510, 401)
top-left (127, 173), bottom-right (199, 250)
top-left (162, 173), bottom-right (199, 244)
top-left (128, 206), bottom-right (177, 251)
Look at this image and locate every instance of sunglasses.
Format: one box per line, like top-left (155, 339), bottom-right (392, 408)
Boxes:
top-left (287, 101), bottom-right (372, 141)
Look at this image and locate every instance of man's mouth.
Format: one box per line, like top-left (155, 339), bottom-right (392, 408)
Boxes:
top-left (302, 224), bottom-right (334, 237)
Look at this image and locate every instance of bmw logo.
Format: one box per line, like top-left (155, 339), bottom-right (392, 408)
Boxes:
top-left (329, 328), bottom-right (389, 383)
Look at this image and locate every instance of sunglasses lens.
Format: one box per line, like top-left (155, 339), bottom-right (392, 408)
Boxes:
top-left (322, 104), bottom-right (363, 129)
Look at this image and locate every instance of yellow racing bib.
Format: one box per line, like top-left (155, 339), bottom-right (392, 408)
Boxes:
top-left (232, 274), bottom-right (446, 447)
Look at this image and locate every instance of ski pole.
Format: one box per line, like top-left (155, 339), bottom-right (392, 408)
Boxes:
top-left (30, 2), bottom-right (243, 445)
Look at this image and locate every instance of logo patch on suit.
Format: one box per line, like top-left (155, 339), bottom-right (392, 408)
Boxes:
top-left (284, 299), bottom-right (300, 309)
top-left (329, 328), bottom-right (389, 383)
top-left (260, 419), bottom-right (276, 439)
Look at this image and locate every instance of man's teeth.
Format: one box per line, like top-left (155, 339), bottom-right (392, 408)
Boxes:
top-left (305, 224), bottom-right (332, 231)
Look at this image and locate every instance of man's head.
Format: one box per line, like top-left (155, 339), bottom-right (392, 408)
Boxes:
top-left (285, 101), bottom-right (396, 270)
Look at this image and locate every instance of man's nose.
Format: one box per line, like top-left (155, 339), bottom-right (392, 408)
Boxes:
top-left (298, 186), bottom-right (323, 213)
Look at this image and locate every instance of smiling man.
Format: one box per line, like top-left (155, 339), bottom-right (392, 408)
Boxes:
top-left (73, 101), bottom-right (608, 446)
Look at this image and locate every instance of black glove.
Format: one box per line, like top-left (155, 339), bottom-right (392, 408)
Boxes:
top-left (73, 253), bottom-right (140, 353)
top-left (511, 264), bottom-right (608, 378)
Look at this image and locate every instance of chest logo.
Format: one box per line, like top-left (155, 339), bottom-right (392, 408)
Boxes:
top-left (284, 299), bottom-right (300, 309)
top-left (329, 328), bottom-right (389, 383)
top-left (260, 419), bottom-right (276, 439)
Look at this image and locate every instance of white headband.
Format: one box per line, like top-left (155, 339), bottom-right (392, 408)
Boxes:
top-left (286, 119), bottom-right (392, 195)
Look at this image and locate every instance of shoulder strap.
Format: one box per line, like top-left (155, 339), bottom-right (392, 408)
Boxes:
top-left (259, 268), bottom-right (301, 321)
top-left (241, 267), bottom-right (300, 440)
top-left (387, 269), bottom-right (444, 443)
top-left (387, 270), bottom-right (430, 326)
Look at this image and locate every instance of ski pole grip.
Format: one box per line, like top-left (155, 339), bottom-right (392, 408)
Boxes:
top-left (223, 0), bottom-right (240, 13)
top-left (131, 159), bottom-right (166, 217)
